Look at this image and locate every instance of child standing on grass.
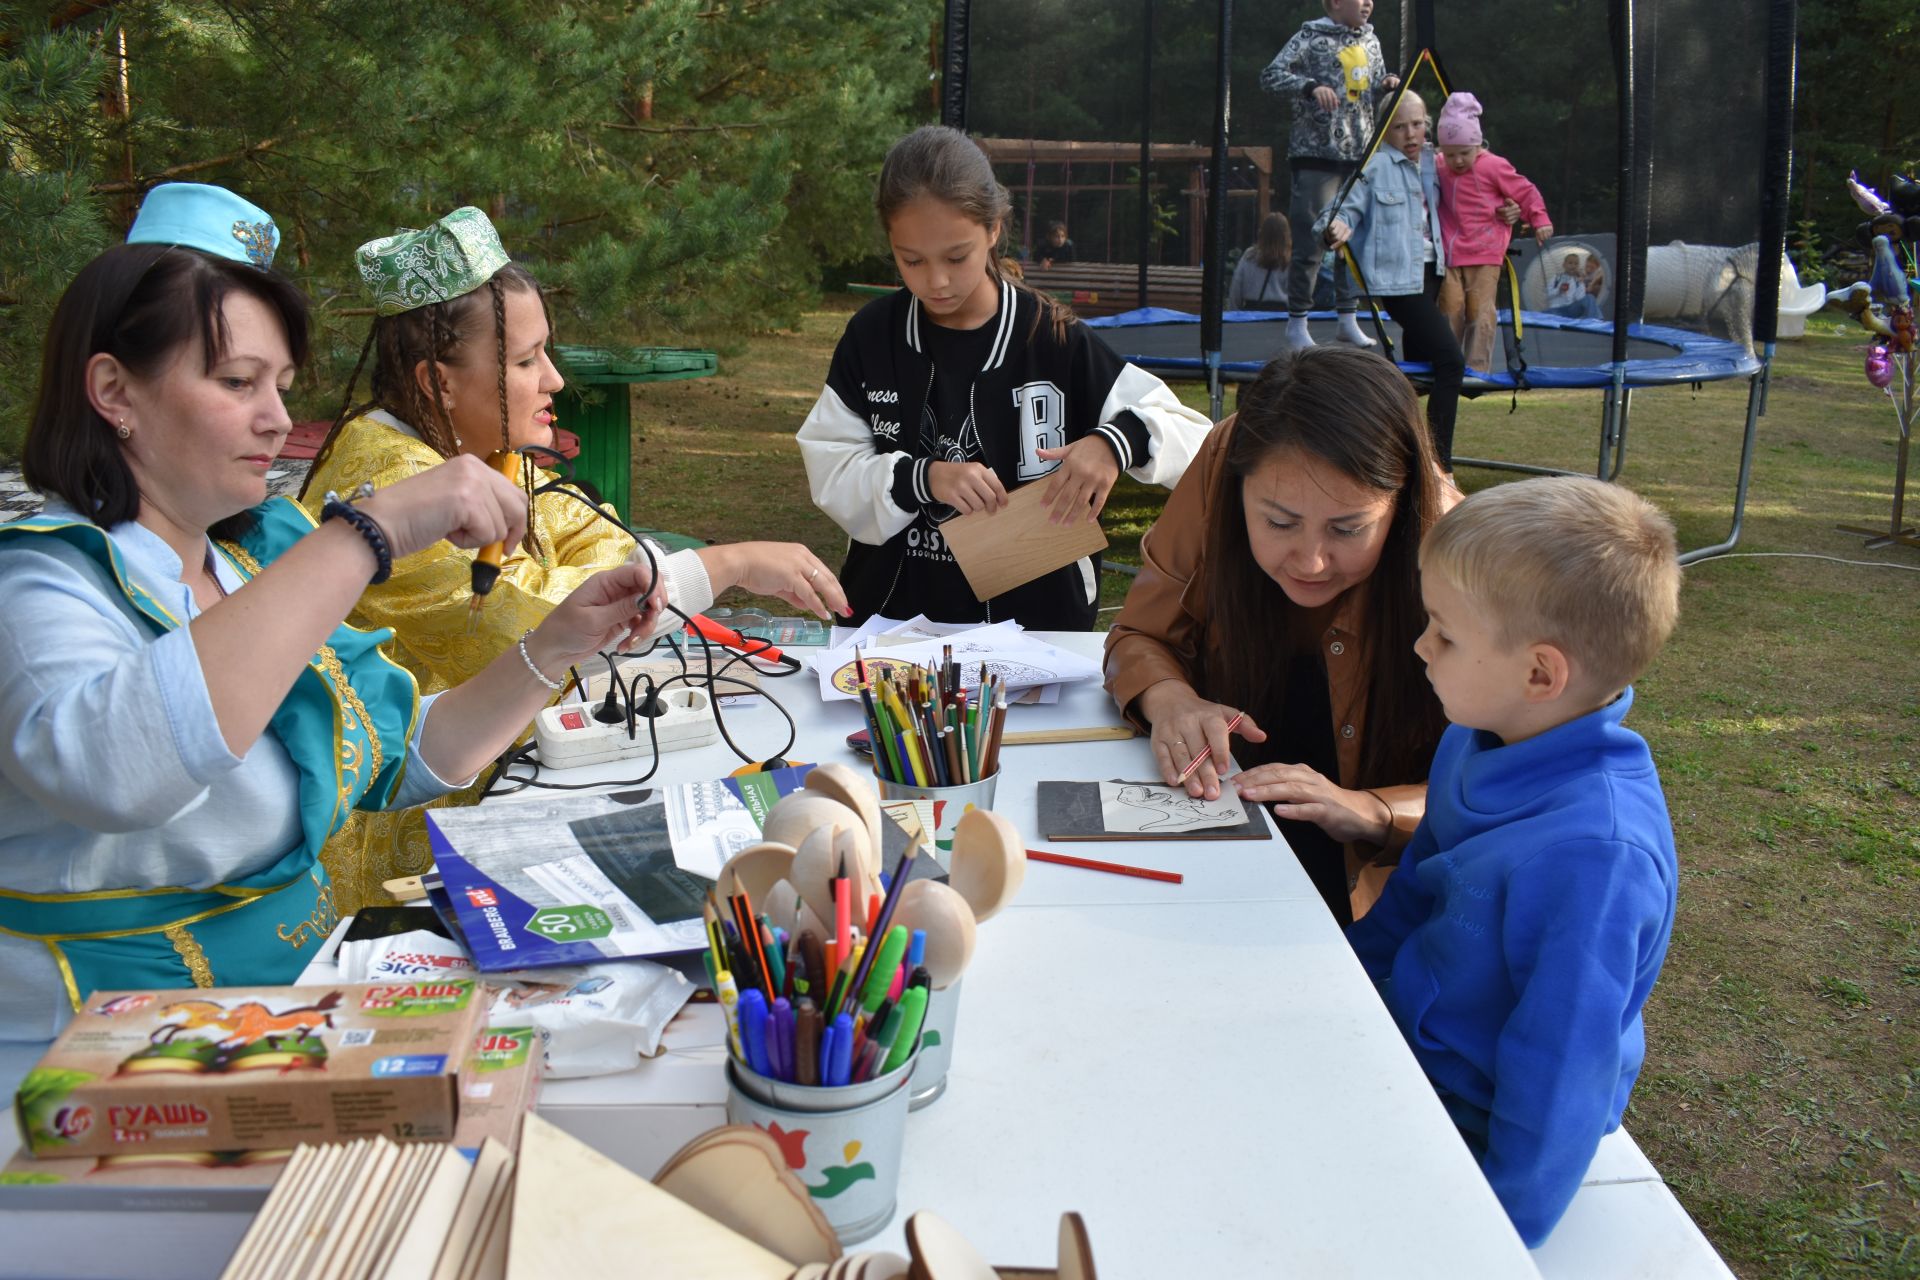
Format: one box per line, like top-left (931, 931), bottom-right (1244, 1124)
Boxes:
top-left (1345, 475), bottom-right (1682, 1245)
top-left (1318, 93), bottom-right (1465, 473)
top-left (798, 125), bottom-right (1210, 630)
top-left (1260, 0), bottom-right (1399, 352)
top-left (1434, 92), bottom-right (1553, 372)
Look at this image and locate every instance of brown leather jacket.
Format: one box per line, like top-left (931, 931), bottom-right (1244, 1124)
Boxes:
top-left (1103, 414), bottom-right (1431, 918)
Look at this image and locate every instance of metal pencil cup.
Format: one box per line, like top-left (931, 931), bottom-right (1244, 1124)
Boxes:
top-left (724, 1040), bottom-right (920, 1245)
top-left (875, 768), bottom-right (999, 854)
top-left (907, 977), bottom-right (962, 1110)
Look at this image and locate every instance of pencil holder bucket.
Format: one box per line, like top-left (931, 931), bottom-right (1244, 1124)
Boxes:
top-left (725, 1040), bottom-right (920, 1244)
top-left (906, 977), bottom-right (962, 1110)
top-left (875, 769), bottom-right (999, 854)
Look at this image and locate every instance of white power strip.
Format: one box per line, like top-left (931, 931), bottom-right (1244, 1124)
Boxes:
top-left (533, 686), bottom-right (719, 769)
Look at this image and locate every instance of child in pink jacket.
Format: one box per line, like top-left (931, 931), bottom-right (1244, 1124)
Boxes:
top-left (1435, 93), bottom-right (1553, 372)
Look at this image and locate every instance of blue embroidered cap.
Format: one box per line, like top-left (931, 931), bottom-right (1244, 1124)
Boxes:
top-left (125, 183), bottom-right (280, 269)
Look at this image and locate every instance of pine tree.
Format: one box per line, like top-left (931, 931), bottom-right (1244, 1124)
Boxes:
top-left (0, 0), bottom-right (938, 457)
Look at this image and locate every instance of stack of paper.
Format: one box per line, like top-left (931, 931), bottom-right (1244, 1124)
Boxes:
top-left (811, 615), bottom-right (1100, 704)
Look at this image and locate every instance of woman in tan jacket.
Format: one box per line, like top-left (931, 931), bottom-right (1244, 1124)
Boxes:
top-left (1105, 345), bottom-right (1450, 922)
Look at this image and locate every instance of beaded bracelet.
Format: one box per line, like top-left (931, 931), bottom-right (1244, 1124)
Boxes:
top-left (320, 483), bottom-right (393, 585)
top-left (517, 631), bottom-right (565, 691)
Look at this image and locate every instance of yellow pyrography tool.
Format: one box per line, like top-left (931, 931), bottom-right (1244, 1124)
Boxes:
top-left (468, 448), bottom-right (524, 630)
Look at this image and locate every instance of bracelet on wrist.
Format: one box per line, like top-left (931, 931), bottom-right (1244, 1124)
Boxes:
top-left (517, 630), bottom-right (566, 692)
top-left (319, 482), bottom-right (393, 585)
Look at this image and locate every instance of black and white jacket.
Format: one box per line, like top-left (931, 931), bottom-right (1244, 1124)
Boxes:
top-left (798, 281), bottom-right (1211, 629)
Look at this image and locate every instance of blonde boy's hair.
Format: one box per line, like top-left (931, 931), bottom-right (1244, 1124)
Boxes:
top-left (1421, 477), bottom-right (1681, 693)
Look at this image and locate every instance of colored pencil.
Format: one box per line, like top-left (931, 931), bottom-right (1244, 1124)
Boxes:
top-left (1026, 848), bottom-right (1184, 885)
top-left (1175, 711), bottom-right (1245, 785)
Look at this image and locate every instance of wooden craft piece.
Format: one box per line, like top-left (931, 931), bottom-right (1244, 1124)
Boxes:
top-left (766, 878), bottom-right (802, 933)
top-left (834, 823), bottom-right (881, 903)
top-left (719, 841), bottom-right (798, 906)
top-left (1056, 1212), bottom-right (1097, 1280)
top-left (430, 1139), bottom-right (514, 1280)
top-left (383, 874), bottom-right (427, 902)
top-left (904, 1210), bottom-right (999, 1280)
top-left (376, 1145), bottom-right (475, 1280)
top-left (505, 1114), bottom-right (791, 1280)
top-left (763, 793), bottom-right (863, 856)
top-left (940, 478), bottom-right (1108, 601)
top-left (890, 880), bottom-right (977, 990)
top-left (946, 809), bottom-right (1025, 923)
top-left (802, 763), bottom-right (885, 875)
top-left (792, 825), bottom-right (846, 925)
top-left (654, 1125), bottom-right (839, 1266)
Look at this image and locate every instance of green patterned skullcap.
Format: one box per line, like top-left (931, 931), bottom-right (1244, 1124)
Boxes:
top-left (355, 206), bottom-right (511, 316)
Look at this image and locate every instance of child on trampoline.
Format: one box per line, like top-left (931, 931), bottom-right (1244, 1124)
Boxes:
top-left (1260, 0), bottom-right (1398, 352)
top-left (797, 125), bottom-right (1210, 629)
top-left (1345, 475), bottom-right (1682, 1245)
top-left (1434, 92), bottom-right (1554, 373)
top-left (1319, 93), bottom-right (1466, 473)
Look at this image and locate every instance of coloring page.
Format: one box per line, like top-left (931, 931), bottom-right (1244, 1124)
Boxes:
top-left (1097, 782), bottom-right (1251, 833)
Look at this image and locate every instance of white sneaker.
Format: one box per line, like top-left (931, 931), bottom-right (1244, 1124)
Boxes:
top-left (1336, 314), bottom-right (1377, 347)
top-left (1286, 316), bottom-right (1316, 350)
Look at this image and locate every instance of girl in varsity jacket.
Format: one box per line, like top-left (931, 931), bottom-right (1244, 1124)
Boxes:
top-left (799, 126), bottom-right (1210, 629)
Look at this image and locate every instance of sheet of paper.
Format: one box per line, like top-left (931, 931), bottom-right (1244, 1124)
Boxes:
top-left (660, 777), bottom-right (764, 878)
top-left (1097, 781), bottom-right (1251, 834)
top-left (809, 627), bottom-right (1100, 702)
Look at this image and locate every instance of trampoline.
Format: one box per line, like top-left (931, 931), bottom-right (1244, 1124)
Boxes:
top-left (1087, 307), bottom-right (1762, 390)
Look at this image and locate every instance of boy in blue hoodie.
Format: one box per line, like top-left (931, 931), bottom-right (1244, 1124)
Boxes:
top-left (1345, 475), bottom-right (1683, 1246)
top-left (1261, 0), bottom-right (1397, 352)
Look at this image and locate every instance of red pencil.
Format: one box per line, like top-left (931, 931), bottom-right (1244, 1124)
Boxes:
top-left (1026, 849), bottom-right (1183, 885)
top-left (1175, 711), bottom-right (1245, 785)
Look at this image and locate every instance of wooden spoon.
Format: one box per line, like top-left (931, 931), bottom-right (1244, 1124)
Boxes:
top-left (763, 794), bottom-right (863, 856)
top-left (903, 1211), bottom-right (997, 1280)
top-left (1057, 1212), bottom-right (1098, 1280)
top-left (717, 842), bottom-right (796, 907)
top-left (802, 763), bottom-right (884, 870)
top-left (946, 809), bottom-right (1024, 924)
top-left (790, 825), bottom-right (842, 926)
top-left (889, 880), bottom-right (976, 990)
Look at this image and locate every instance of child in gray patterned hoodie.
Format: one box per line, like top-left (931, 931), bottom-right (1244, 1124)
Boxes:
top-left (1260, 0), bottom-right (1399, 351)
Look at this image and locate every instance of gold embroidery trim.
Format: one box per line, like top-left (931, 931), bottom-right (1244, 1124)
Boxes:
top-left (164, 924), bottom-right (215, 987)
top-left (276, 871), bottom-right (339, 952)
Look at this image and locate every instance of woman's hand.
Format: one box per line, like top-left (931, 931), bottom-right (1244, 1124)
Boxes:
top-left (697, 542), bottom-right (851, 620)
top-left (1234, 763), bottom-right (1392, 845)
top-left (355, 454), bottom-right (527, 561)
top-left (928, 461), bottom-right (1008, 515)
top-left (1036, 436), bottom-right (1122, 524)
top-left (525, 562), bottom-right (670, 674)
top-left (1137, 680), bottom-right (1268, 800)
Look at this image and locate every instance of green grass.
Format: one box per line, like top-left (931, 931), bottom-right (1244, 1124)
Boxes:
top-left (629, 301), bottom-right (1920, 1278)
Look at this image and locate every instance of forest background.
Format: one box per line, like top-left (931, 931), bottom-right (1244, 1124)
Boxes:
top-left (0, 0), bottom-right (1907, 457)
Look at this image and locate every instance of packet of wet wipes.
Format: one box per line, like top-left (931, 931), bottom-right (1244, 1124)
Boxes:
top-left (492, 960), bottom-right (694, 1077)
top-left (340, 928), bottom-right (477, 983)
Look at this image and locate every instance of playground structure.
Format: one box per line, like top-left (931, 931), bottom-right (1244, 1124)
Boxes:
top-left (939, 0), bottom-right (1800, 560)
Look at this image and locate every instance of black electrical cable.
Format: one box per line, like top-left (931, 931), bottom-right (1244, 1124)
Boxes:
top-left (474, 445), bottom-right (810, 792)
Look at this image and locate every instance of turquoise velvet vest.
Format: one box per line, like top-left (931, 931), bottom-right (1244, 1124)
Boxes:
top-left (0, 498), bottom-right (419, 1007)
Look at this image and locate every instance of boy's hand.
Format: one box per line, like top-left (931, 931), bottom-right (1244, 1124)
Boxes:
top-left (1533, 222), bottom-right (1555, 246)
top-left (1381, 74), bottom-right (1401, 90)
top-left (1234, 763), bottom-right (1393, 844)
top-left (1312, 86), bottom-right (1341, 111)
top-left (1036, 437), bottom-right (1122, 524)
top-left (1324, 217), bottom-right (1352, 248)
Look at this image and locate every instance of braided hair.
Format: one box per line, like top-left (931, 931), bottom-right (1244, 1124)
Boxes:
top-left (303, 262), bottom-right (546, 557)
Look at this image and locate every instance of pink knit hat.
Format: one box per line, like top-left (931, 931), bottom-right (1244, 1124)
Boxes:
top-left (1437, 93), bottom-right (1484, 146)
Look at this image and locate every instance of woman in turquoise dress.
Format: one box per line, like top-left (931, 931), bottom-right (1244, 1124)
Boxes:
top-left (0, 185), bottom-right (665, 1039)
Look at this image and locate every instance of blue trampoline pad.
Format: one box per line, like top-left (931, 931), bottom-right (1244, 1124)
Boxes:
top-left (1085, 307), bottom-right (1761, 390)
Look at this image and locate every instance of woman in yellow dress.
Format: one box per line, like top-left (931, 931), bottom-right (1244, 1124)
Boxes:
top-left (302, 208), bottom-right (847, 910)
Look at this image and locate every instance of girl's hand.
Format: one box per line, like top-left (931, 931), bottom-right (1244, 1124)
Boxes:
top-left (355, 454), bottom-right (528, 561)
top-left (1324, 217), bottom-right (1353, 248)
top-left (527, 562), bottom-right (670, 672)
top-left (697, 542), bottom-right (850, 620)
top-left (1234, 763), bottom-right (1392, 845)
top-left (1036, 436), bottom-right (1122, 524)
top-left (1138, 680), bottom-right (1268, 800)
top-left (1533, 222), bottom-right (1555, 246)
top-left (928, 461), bottom-right (1008, 515)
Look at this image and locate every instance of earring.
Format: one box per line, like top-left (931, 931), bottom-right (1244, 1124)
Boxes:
top-left (115, 418), bottom-right (131, 440)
